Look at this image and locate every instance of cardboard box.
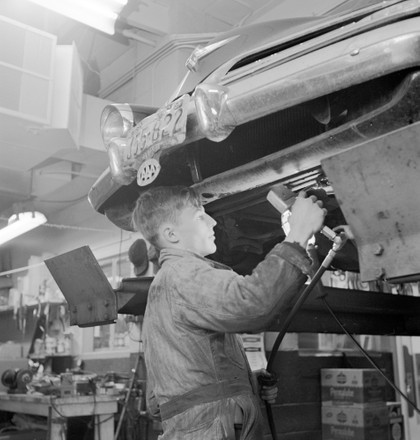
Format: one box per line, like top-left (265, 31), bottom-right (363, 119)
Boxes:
top-left (321, 368), bottom-right (387, 406)
top-left (322, 405), bottom-right (389, 440)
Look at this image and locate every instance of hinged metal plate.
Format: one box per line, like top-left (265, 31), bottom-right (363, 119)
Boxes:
top-left (45, 246), bottom-right (117, 327)
top-left (322, 122), bottom-right (420, 282)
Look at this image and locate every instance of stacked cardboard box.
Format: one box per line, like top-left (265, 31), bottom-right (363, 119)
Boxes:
top-left (321, 368), bottom-right (387, 406)
top-left (321, 368), bottom-right (389, 440)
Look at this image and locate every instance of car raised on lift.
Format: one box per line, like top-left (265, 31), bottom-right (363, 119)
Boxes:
top-left (89, 0), bottom-right (420, 290)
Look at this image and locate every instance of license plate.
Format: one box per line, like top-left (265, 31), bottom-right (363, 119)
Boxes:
top-left (125, 94), bottom-right (190, 161)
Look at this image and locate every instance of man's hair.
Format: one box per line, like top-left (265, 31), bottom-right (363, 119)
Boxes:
top-left (132, 186), bottom-right (202, 248)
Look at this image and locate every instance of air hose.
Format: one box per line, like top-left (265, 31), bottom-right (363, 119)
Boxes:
top-left (260, 232), bottom-right (348, 440)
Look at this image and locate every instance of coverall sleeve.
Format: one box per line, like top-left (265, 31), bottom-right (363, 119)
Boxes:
top-left (171, 242), bottom-right (313, 333)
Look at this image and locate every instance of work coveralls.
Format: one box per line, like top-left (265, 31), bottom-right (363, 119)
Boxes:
top-left (143, 242), bottom-right (312, 439)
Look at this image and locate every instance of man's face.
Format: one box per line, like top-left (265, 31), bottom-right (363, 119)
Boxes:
top-left (174, 205), bottom-right (217, 256)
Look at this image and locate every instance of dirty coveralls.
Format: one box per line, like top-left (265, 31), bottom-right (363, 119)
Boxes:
top-left (143, 242), bottom-right (312, 439)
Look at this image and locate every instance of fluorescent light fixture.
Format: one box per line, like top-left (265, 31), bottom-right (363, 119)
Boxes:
top-left (0, 212), bottom-right (47, 246)
top-left (27, 0), bottom-right (128, 35)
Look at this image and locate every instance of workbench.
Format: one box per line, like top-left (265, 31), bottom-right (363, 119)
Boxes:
top-left (0, 392), bottom-right (118, 440)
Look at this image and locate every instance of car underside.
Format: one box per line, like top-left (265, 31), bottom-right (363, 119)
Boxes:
top-left (95, 66), bottom-right (420, 278)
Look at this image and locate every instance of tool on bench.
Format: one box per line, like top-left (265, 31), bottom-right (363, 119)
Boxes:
top-left (1, 368), bottom-right (33, 394)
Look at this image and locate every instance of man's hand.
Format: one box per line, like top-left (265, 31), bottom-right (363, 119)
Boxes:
top-left (255, 369), bottom-right (278, 405)
top-left (284, 191), bottom-right (327, 248)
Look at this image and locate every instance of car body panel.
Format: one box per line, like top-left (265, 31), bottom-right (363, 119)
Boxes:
top-left (172, 0), bottom-right (406, 98)
top-left (89, 12), bottom-right (420, 207)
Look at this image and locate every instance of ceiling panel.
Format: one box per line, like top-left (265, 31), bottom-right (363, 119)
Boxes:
top-left (204, 0), bottom-right (253, 26)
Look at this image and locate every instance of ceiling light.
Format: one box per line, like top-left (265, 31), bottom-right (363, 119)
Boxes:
top-left (0, 212), bottom-right (47, 246)
top-left (27, 0), bottom-right (128, 35)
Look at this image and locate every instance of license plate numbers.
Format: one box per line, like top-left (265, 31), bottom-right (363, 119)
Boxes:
top-left (125, 94), bottom-right (190, 161)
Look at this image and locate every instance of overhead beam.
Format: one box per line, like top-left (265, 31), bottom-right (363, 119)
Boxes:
top-left (124, 2), bottom-right (170, 36)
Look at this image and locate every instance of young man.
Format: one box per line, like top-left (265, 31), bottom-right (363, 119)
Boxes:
top-left (132, 185), bottom-right (326, 439)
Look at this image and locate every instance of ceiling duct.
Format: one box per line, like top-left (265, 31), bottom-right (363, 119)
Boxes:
top-left (0, 15), bottom-right (83, 172)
